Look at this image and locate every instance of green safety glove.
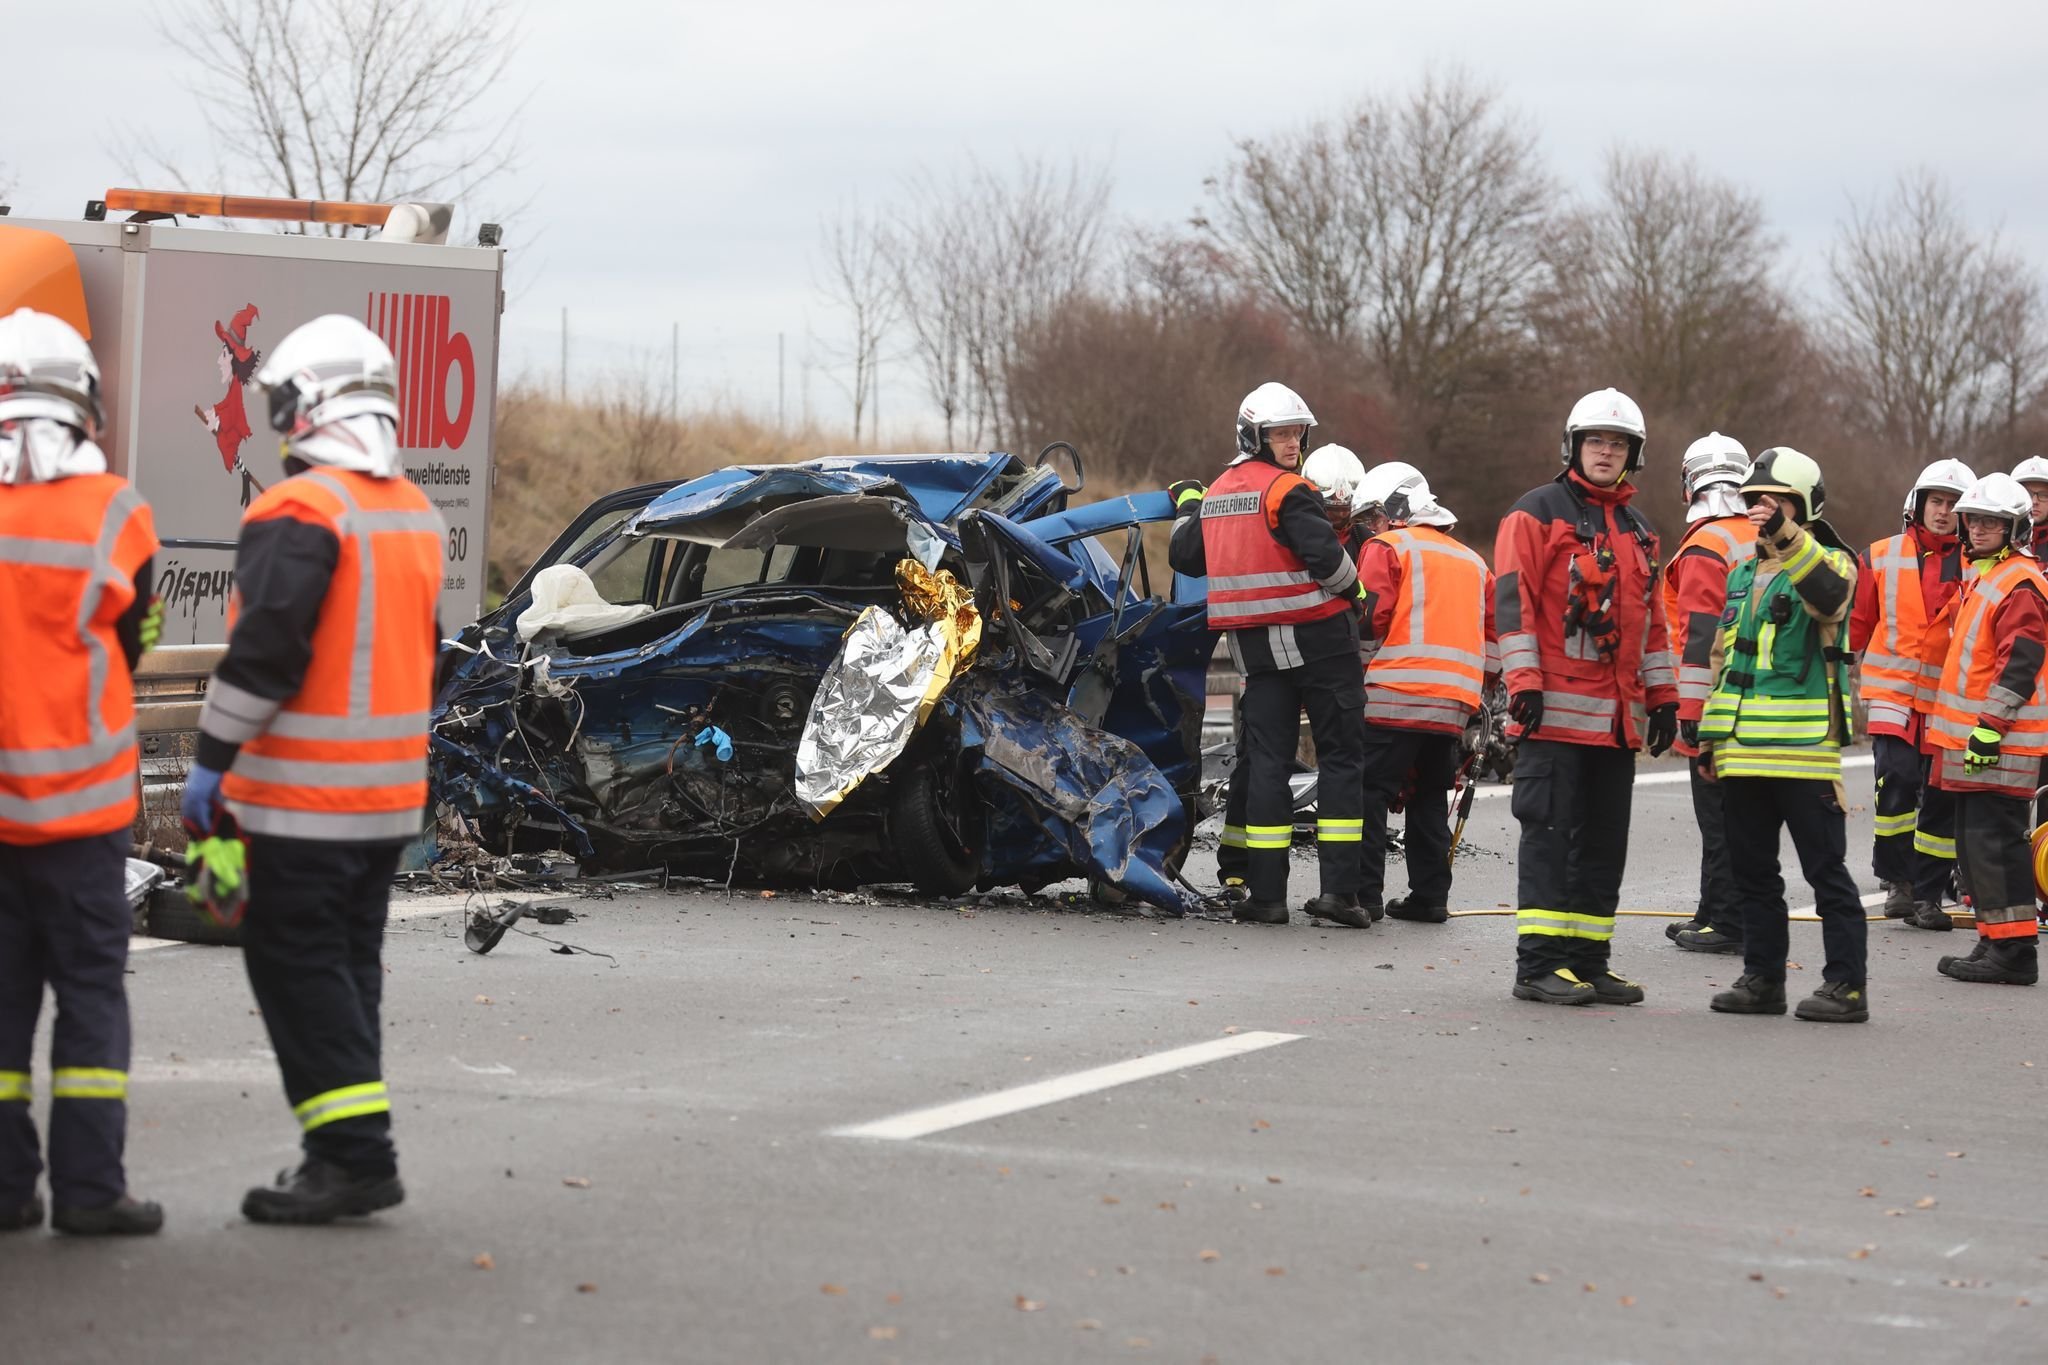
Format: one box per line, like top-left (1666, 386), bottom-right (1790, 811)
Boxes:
top-left (138, 595), bottom-right (165, 653)
top-left (184, 832), bottom-right (249, 928)
top-left (1169, 479), bottom-right (1206, 509)
top-left (1965, 724), bottom-right (2002, 774)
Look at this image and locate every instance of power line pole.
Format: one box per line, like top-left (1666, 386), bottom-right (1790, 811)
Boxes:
top-left (559, 306), bottom-right (567, 402)
top-left (777, 332), bottom-right (786, 430)
top-left (670, 321), bottom-right (679, 424)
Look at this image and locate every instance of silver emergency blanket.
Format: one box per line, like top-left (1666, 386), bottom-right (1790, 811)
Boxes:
top-left (793, 561), bottom-right (980, 820)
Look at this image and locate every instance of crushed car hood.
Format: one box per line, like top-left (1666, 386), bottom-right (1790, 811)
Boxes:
top-left (624, 455), bottom-right (1018, 543)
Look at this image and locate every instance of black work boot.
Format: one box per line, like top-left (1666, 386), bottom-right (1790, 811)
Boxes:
top-left (1364, 899), bottom-right (1385, 923)
top-left (1881, 880), bottom-right (1914, 919)
top-left (244, 1160), bottom-right (404, 1225)
top-left (51, 1194), bottom-right (164, 1236)
top-left (1905, 901), bottom-right (1954, 931)
top-left (1512, 969), bottom-right (1597, 1006)
top-left (1219, 876), bottom-right (1249, 905)
top-left (1665, 916), bottom-right (1705, 942)
top-left (1304, 894), bottom-right (1370, 928)
top-left (1942, 938), bottom-right (2039, 986)
top-left (0, 1192), bottom-right (43, 1232)
top-left (1675, 925), bottom-right (1744, 954)
top-left (1711, 974), bottom-right (1788, 1015)
top-left (1233, 899), bottom-right (1288, 925)
top-left (1585, 969), bottom-right (1645, 1006)
top-left (1937, 937), bottom-right (1991, 974)
top-left (1795, 980), bottom-right (1870, 1023)
top-left (1386, 896), bottom-right (1448, 924)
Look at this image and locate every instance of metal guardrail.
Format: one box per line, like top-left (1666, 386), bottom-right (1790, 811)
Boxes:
top-left (134, 644), bottom-right (224, 736)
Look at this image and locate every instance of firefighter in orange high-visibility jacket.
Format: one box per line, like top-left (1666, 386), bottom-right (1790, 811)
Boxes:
top-left (1351, 462), bottom-right (1496, 924)
top-left (1663, 433), bottom-right (1758, 956)
top-left (1495, 388), bottom-right (1678, 1007)
top-left (186, 315), bottom-right (444, 1224)
top-left (1849, 460), bottom-right (1973, 927)
top-left (1169, 383), bottom-right (1367, 927)
top-left (1922, 474), bottom-right (2045, 986)
top-left (0, 309), bottom-right (165, 1237)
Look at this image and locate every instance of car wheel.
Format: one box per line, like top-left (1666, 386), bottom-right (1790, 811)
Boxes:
top-left (144, 886), bottom-right (243, 947)
top-left (891, 758), bottom-right (982, 897)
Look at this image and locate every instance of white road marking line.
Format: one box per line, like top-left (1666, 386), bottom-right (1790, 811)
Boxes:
top-left (1945, 1243), bottom-right (1972, 1258)
top-left (832, 1031), bottom-right (1305, 1141)
top-left (131, 895), bottom-right (471, 953)
top-left (1468, 752), bottom-right (1874, 799)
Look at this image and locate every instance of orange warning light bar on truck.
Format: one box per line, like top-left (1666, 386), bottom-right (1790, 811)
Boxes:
top-left (103, 189), bottom-right (392, 227)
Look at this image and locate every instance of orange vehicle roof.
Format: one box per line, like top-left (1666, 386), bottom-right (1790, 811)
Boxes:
top-left (0, 225), bottom-right (90, 337)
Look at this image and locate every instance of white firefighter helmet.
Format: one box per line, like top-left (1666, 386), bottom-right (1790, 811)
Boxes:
top-left (1679, 431), bottom-right (1749, 503)
top-left (255, 314), bottom-right (403, 477)
top-left (1301, 443), bottom-right (1366, 508)
top-left (1235, 381), bottom-right (1316, 458)
top-left (1353, 459), bottom-right (1455, 527)
top-left (1901, 458), bottom-right (1976, 517)
top-left (2011, 456), bottom-right (2048, 490)
top-left (0, 308), bottom-right (109, 485)
top-left (1560, 388), bottom-right (1647, 472)
top-left (1953, 472), bottom-right (2031, 548)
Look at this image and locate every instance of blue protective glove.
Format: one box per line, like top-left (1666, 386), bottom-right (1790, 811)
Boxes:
top-left (181, 762), bottom-right (227, 834)
top-left (694, 726), bottom-right (734, 763)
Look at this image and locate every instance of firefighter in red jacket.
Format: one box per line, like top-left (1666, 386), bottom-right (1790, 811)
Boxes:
top-left (1924, 473), bottom-right (2045, 985)
top-left (1848, 460), bottom-right (1972, 926)
top-left (1496, 388), bottom-right (1679, 1006)
top-left (1663, 432), bottom-right (1757, 955)
top-left (186, 315), bottom-right (444, 1224)
top-left (1169, 383), bottom-right (1367, 926)
top-left (1352, 463), bottom-right (1496, 924)
top-left (0, 309), bottom-right (165, 1237)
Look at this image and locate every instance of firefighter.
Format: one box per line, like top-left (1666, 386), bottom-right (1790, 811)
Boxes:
top-left (1496, 388), bottom-right (1679, 1005)
top-left (0, 309), bottom-right (164, 1235)
top-left (184, 315), bottom-right (444, 1223)
top-left (1849, 460), bottom-right (1973, 927)
top-left (2014, 457), bottom-right (2048, 557)
top-left (1169, 383), bottom-right (1367, 926)
top-left (1352, 462), bottom-right (1496, 924)
top-left (1923, 474), bottom-right (2044, 985)
top-left (1203, 444), bottom-right (1370, 900)
top-left (1664, 432), bottom-right (1758, 955)
top-left (1697, 450), bottom-right (1867, 1021)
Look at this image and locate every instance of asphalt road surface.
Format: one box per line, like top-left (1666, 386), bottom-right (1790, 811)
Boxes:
top-left (8, 753), bottom-right (2045, 1364)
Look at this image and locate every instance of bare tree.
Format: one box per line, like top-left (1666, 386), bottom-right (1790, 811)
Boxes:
top-left (815, 204), bottom-right (899, 441)
top-left (886, 156), bottom-right (1111, 449)
top-left (1202, 70), bottom-right (1552, 456)
top-left (1825, 169), bottom-right (2047, 454)
top-left (127, 0), bottom-right (522, 233)
top-left (1536, 148), bottom-right (1814, 445)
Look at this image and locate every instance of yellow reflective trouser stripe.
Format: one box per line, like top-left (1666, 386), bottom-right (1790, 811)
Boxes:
top-left (0, 1070), bottom-right (29, 1103)
top-left (1515, 909), bottom-right (1615, 941)
top-left (1243, 824), bottom-right (1292, 850)
top-left (1316, 818), bottom-right (1363, 843)
top-left (1873, 811), bottom-right (1916, 837)
top-left (293, 1081), bottom-right (391, 1132)
top-left (52, 1067), bottom-right (128, 1100)
top-left (1914, 830), bottom-right (1957, 859)
top-left (1220, 824), bottom-right (1249, 848)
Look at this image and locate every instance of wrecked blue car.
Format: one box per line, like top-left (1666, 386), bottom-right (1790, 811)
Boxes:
top-left (428, 448), bottom-right (1213, 912)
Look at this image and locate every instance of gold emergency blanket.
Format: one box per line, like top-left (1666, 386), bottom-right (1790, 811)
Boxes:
top-left (792, 560), bottom-right (982, 820)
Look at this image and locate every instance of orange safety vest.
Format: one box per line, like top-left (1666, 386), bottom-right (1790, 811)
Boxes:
top-left (0, 474), bottom-right (157, 844)
top-left (1200, 460), bottom-right (1351, 631)
top-left (1926, 553), bottom-right (2048, 778)
top-left (1662, 516), bottom-right (1757, 695)
top-left (1859, 533), bottom-right (1950, 732)
top-left (220, 469), bottom-right (444, 841)
top-left (1363, 525), bottom-right (1489, 728)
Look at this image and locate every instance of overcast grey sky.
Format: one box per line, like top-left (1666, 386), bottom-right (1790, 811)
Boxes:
top-left (7, 0), bottom-right (2046, 438)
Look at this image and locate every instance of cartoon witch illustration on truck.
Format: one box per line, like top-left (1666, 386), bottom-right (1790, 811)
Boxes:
top-left (194, 302), bottom-right (266, 506)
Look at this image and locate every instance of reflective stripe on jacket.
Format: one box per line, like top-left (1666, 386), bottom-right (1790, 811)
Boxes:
top-left (1926, 552), bottom-right (2048, 795)
top-left (1200, 460), bottom-right (1353, 631)
top-left (1493, 471), bottom-right (1675, 750)
top-left (0, 475), bottom-right (158, 843)
top-left (1855, 531), bottom-right (1960, 739)
top-left (215, 469), bottom-right (444, 841)
top-left (1360, 525), bottom-right (1494, 733)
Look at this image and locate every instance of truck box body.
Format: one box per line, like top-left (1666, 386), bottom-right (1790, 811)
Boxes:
top-left (1, 216), bottom-right (503, 642)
